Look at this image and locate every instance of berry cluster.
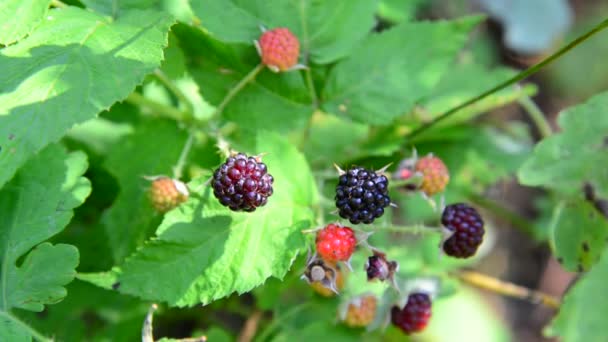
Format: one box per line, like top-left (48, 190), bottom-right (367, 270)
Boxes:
top-left (211, 153), bottom-right (274, 212)
top-left (335, 167), bottom-right (391, 224)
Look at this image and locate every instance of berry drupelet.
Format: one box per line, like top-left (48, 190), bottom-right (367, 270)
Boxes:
top-left (441, 203), bottom-right (485, 258)
top-left (391, 292), bottom-right (432, 335)
top-left (335, 167), bottom-right (391, 224)
top-left (212, 153), bottom-right (274, 212)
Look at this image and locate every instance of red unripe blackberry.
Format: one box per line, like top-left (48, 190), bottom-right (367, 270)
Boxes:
top-left (391, 293), bottom-right (432, 335)
top-left (258, 28), bottom-right (300, 72)
top-left (212, 153), bottom-right (274, 212)
top-left (148, 177), bottom-right (189, 213)
top-left (441, 203), bottom-right (485, 258)
top-left (415, 155), bottom-right (449, 196)
top-left (335, 167), bottom-right (390, 224)
top-left (316, 224), bottom-right (357, 263)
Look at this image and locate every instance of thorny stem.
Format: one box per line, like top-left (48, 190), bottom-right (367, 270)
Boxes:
top-left (0, 311), bottom-right (53, 342)
top-left (154, 69), bottom-right (195, 117)
top-left (377, 224), bottom-right (442, 235)
top-left (214, 64), bottom-right (265, 118)
top-left (454, 270), bottom-right (561, 309)
top-left (173, 132), bottom-right (195, 179)
top-left (518, 94), bottom-right (553, 139)
top-left (126, 93), bottom-right (189, 123)
top-left (50, 0), bottom-right (68, 8)
top-left (238, 309), bottom-right (263, 342)
top-left (404, 17), bottom-right (608, 141)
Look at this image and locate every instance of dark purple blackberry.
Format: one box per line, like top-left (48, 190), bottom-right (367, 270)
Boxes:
top-left (391, 293), bottom-right (432, 334)
top-left (212, 153), bottom-right (274, 212)
top-left (441, 203), bottom-right (484, 258)
top-left (335, 167), bottom-right (390, 224)
top-left (365, 250), bottom-right (398, 283)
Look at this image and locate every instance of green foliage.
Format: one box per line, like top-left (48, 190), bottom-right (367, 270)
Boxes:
top-left (0, 7), bottom-right (173, 188)
top-left (192, 0), bottom-right (377, 64)
top-left (546, 247), bottom-right (608, 342)
top-left (0, 0), bottom-right (50, 45)
top-left (519, 91), bottom-right (608, 197)
top-left (548, 202), bottom-right (608, 272)
top-left (82, 132), bottom-right (318, 306)
top-left (322, 16), bottom-right (482, 124)
top-left (2, 0), bottom-right (608, 340)
top-left (0, 144), bottom-right (91, 338)
top-left (100, 119), bottom-right (187, 263)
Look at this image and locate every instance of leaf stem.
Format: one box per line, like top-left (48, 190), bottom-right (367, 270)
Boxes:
top-left (153, 69), bottom-right (195, 117)
top-left (214, 64), bottom-right (264, 117)
top-left (50, 0), bottom-right (68, 8)
top-left (453, 270), bottom-right (561, 309)
top-left (125, 92), bottom-right (189, 122)
top-left (518, 94), bottom-right (553, 139)
top-left (0, 311), bottom-right (53, 342)
top-left (237, 309), bottom-right (263, 342)
top-left (404, 17), bottom-right (608, 141)
top-left (173, 132), bottom-right (195, 179)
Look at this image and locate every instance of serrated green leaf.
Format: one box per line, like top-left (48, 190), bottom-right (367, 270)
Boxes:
top-left (377, 0), bottom-right (427, 23)
top-left (321, 16), bottom-right (482, 125)
top-left (518, 91), bottom-right (608, 197)
top-left (549, 202), bottom-right (608, 272)
top-left (0, 7), bottom-right (173, 188)
top-left (66, 117), bottom-right (134, 155)
top-left (81, 0), bottom-right (159, 17)
top-left (84, 132), bottom-right (318, 306)
top-left (0, 0), bottom-right (50, 45)
top-left (546, 246), bottom-right (608, 342)
top-left (0, 144), bottom-right (90, 338)
top-left (101, 120), bottom-right (187, 263)
top-left (192, 0), bottom-right (377, 64)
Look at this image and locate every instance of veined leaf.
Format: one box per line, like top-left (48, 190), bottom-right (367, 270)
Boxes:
top-left (321, 16), bottom-right (482, 125)
top-left (192, 0), bottom-right (377, 64)
top-left (0, 7), bottom-right (173, 188)
top-left (518, 91), bottom-right (608, 198)
top-left (0, 144), bottom-right (91, 338)
top-left (0, 0), bottom-right (50, 45)
top-left (81, 132), bottom-right (318, 306)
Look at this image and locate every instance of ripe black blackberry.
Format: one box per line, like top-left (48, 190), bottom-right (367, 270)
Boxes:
top-left (212, 153), bottom-right (274, 212)
top-left (391, 292), bottom-right (432, 334)
top-left (335, 167), bottom-right (390, 224)
top-left (441, 203), bottom-right (484, 258)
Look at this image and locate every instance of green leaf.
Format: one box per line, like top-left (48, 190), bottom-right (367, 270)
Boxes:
top-left (0, 7), bottom-right (173, 188)
top-left (192, 0), bottom-right (377, 64)
top-left (549, 202), bottom-right (608, 272)
top-left (377, 0), bottom-right (426, 23)
top-left (0, 0), bottom-right (50, 45)
top-left (185, 29), bottom-right (312, 133)
top-left (65, 117), bottom-right (134, 156)
top-left (417, 64), bottom-right (537, 126)
top-left (81, 0), bottom-right (159, 17)
top-left (518, 91), bottom-right (608, 197)
top-left (0, 144), bottom-right (90, 338)
top-left (546, 246), bottom-right (608, 341)
top-left (321, 16), bottom-right (482, 125)
top-left (101, 120), bottom-right (187, 263)
top-left (83, 132), bottom-right (318, 306)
